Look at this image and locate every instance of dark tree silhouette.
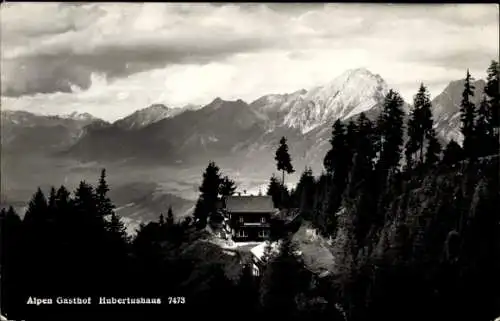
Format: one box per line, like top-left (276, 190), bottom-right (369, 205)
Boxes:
top-left (167, 206), bottom-right (175, 226)
top-left (267, 174), bottom-right (283, 208)
top-left (442, 139), bottom-right (464, 167)
top-left (220, 175), bottom-right (237, 197)
top-left (460, 69), bottom-right (477, 159)
top-left (424, 128), bottom-right (441, 167)
top-left (193, 161), bottom-right (222, 228)
top-left (96, 168), bottom-right (115, 218)
top-left (376, 89), bottom-right (405, 181)
top-left (485, 60), bottom-right (499, 142)
top-left (275, 136), bottom-right (295, 185)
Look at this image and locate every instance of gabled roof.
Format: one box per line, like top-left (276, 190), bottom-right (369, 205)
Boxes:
top-left (225, 195), bottom-right (275, 213)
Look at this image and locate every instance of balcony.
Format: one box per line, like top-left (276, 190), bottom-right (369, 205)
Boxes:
top-left (242, 222), bottom-right (270, 227)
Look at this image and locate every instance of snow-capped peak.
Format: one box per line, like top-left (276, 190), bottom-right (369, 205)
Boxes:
top-left (113, 104), bottom-right (176, 130)
top-left (60, 111), bottom-right (97, 121)
top-left (282, 68), bottom-right (389, 133)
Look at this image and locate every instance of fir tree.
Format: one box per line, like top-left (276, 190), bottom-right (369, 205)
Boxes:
top-left (23, 187), bottom-right (48, 226)
top-left (267, 174), bottom-right (283, 208)
top-left (324, 119), bottom-right (347, 175)
top-left (484, 60), bottom-right (499, 139)
top-left (193, 161), bottom-right (222, 228)
top-left (96, 168), bottom-right (114, 218)
top-left (56, 185), bottom-right (71, 209)
top-left (459, 69), bottom-right (477, 159)
top-left (167, 206), bottom-right (175, 226)
top-left (424, 129), bottom-right (441, 167)
top-left (219, 175), bottom-right (237, 197)
top-left (350, 113), bottom-right (377, 190)
top-left (48, 187), bottom-right (57, 212)
top-left (275, 136), bottom-right (295, 185)
top-left (294, 167), bottom-right (316, 218)
top-left (107, 212), bottom-right (128, 242)
top-left (442, 139), bottom-right (464, 167)
top-left (405, 84), bottom-right (434, 169)
top-left (376, 89), bottom-right (405, 181)
top-left (475, 96), bottom-right (492, 157)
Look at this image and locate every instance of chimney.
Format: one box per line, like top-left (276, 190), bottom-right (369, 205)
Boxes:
top-left (238, 192), bottom-right (241, 196)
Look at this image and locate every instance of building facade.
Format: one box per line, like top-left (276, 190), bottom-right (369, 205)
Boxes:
top-left (221, 195), bottom-right (277, 242)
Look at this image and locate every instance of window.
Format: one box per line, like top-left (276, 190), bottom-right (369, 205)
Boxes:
top-left (260, 216), bottom-right (266, 223)
top-left (237, 229), bottom-right (248, 238)
top-left (252, 264), bottom-right (260, 276)
top-left (239, 216), bottom-right (244, 223)
top-left (258, 230), bottom-right (269, 238)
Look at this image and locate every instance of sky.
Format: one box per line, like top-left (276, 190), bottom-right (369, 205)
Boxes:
top-left (1, 3), bottom-right (498, 121)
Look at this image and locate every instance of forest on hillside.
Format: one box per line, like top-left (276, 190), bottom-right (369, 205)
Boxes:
top-left (1, 61), bottom-right (499, 321)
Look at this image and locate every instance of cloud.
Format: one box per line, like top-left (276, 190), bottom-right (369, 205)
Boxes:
top-left (1, 3), bottom-right (498, 120)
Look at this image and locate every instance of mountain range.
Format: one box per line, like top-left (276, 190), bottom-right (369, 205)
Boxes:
top-left (0, 67), bottom-right (487, 221)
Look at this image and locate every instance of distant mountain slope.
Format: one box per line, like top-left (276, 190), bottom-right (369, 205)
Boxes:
top-left (431, 79), bottom-right (486, 144)
top-left (251, 68), bottom-right (389, 134)
top-left (64, 98), bottom-right (268, 165)
top-left (113, 104), bottom-right (180, 130)
top-left (0, 110), bottom-right (106, 155)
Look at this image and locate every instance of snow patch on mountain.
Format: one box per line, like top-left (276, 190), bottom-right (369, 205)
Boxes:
top-left (251, 68), bottom-right (389, 134)
top-left (60, 111), bottom-right (98, 121)
top-left (113, 104), bottom-right (178, 130)
top-left (285, 68), bottom-right (389, 133)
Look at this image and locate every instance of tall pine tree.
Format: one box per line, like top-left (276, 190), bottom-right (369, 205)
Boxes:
top-left (376, 89), bottom-right (405, 182)
top-left (442, 139), bottom-right (464, 167)
top-left (96, 169), bottom-right (114, 218)
top-left (405, 83), bottom-right (434, 170)
top-left (219, 175), bottom-right (237, 198)
top-left (459, 69), bottom-right (477, 159)
top-left (485, 61), bottom-right (499, 138)
top-left (275, 136), bottom-right (295, 185)
top-left (193, 161), bottom-right (222, 228)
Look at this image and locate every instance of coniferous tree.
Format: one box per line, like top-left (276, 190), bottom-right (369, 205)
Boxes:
top-left (405, 107), bottom-right (419, 171)
top-left (48, 186), bottom-right (57, 212)
top-left (324, 119), bottom-right (347, 176)
top-left (484, 60), bottom-right (499, 142)
top-left (96, 168), bottom-right (114, 218)
top-left (424, 129), bottom-right (441, 167)
top-left (275, 136), bottom-right (295, 185)
top-left (442, 139), bottom-right (464, 167)
top-left (55, 185), bottom-right (71, 211)
top-left (193, 161), bottom-right (222, 228)
top-left (23, 187), bottom-right (48, 226)
top-left (346, 120), bottom-right (358, 162)
top-left (460, 69), bottom-right (477, 159)
top-left (219, 175), bottom-right (237, 197)
top-left (323, 119), bottom-right (352, 217)
top-left (475, 96), bottom-right (492, 157)
top-left (267, 174), bottom-right (283, 208)
top-left (376, 89), bottom-right (405, 181)
top-left (107, 212), bottom-right (128, 242)
top-left (350, 113), bottom-right (377, 190)
top-left (167, 206), bottom-right (175, 226)
top-left (405, 83), bottom-right (434, 170)
top-left (294, 167), bottom-right (316, 218)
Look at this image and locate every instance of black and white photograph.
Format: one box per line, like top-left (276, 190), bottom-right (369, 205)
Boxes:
top-left (0, 2), bottom-right (499, 321)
